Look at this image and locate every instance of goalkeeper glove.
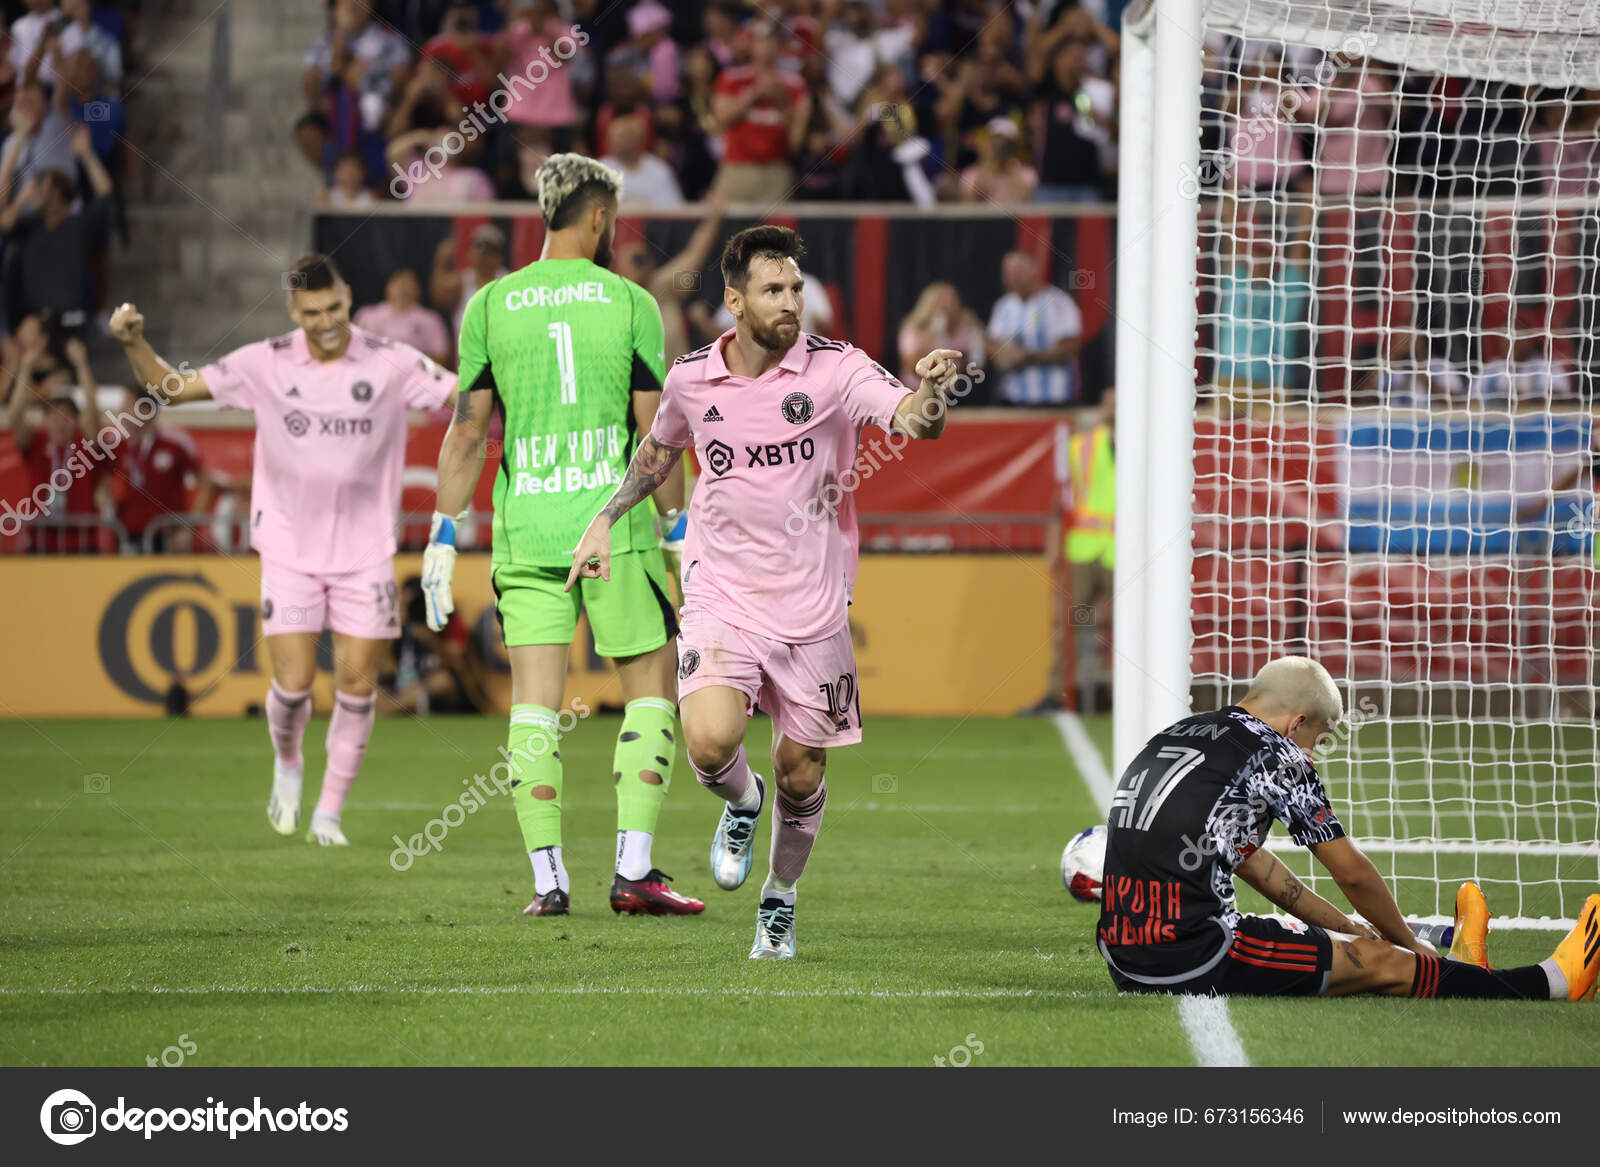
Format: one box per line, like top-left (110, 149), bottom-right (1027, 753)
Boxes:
top-left (421, 509), bottom-right (466, 632)
top-left (658, 508), bottom-right (686, 577)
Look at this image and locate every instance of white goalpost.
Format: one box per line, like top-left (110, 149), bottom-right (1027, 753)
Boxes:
top-left (1119, 0), bottom-right (1600, 927)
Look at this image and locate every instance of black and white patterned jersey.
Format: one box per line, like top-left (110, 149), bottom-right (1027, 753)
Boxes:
top-left (1096, 705), bottom-right (1345, 985)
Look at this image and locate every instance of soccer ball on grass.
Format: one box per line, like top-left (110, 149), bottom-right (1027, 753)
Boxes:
top-left (1060, 824), bottom-right (1106, 903)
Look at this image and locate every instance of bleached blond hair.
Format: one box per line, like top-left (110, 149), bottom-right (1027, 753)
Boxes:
top-left (536, 153), bottom-right (623, 229)
top-left (1242, 656), bottom-right (1344, 725)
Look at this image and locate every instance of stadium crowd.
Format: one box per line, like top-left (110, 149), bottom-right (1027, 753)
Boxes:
top-left (294, 0), bottom-right (1124, 207)
top-left (0, 1), bottom-right (143, 552)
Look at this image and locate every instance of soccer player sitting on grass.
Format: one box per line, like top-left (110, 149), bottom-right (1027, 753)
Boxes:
top-left (1098, 655), bottom-right (1600, 1000)
top-left (567, 225), bottom-right (964, 958)
top-left (109, 255), bottom-right (457, 845)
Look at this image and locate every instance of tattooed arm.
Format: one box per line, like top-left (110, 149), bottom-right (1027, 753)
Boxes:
top-left (1235, 847), bottom-right (1373, 936)
top-left (564, 435), bottom-right (685, 591)
top-left (1310, 836), bottom-right (1428, 952)
top-left (434, 387), bottom-right (496, 519)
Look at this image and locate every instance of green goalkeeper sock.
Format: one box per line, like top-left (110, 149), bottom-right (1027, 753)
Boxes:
top-left (613, 697), bottom-right (677, 876)
top-left (508, 704), bottom-right (564, 853)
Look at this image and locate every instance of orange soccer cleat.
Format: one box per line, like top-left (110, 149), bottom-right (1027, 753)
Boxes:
top-left (1448, 881), bottom-right (1491, 969)
top-left (1548, 893), bottom-right (1600, 1001)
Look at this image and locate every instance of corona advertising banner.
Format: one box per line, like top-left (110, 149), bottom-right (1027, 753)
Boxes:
top-left (0, 555), bottom-right (1050, 718)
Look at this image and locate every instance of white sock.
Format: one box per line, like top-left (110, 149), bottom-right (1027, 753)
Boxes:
top-left (761, 875), bottom-right (796, 905)
top-left (530, 845), bottom-right (568, 895)
top-left (733, 776), bottom-right (762, 812)
top-left (1540, 957), bottom-right (1568, 1000)
top-left (616, 830), bottom-right (653, 880)
top-left (272, 761), bottom-right (303, 799)
top-left (310, 809), bottom-right (338, 826)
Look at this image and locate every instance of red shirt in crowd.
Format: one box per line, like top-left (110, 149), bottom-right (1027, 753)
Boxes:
top-left (713, 66), bottom-right (807, 165)
top-left (112, 425), bottom-right (200, 539)
top-left (23, 435), bottom-right (106, 552)
top-left (422, 34), bottom-right (494, 107)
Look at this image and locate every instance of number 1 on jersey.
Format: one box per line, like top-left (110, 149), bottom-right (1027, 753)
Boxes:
top-left (547, 321), bottom-right (577, 405)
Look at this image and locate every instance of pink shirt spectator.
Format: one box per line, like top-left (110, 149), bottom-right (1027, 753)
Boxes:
top-left (646, 37), bottom-right (680, 103)
top-left (1229, 80), bottom-right (1308, 190)
top-left (1537, 130), bottom-right (1600, 201)
top-left (650, 331), bottom-right (911, 644)
top-left (198, 326), bottom-right (454, 574)
top-left (353, 301), bottom-right (451, 357)
top-left (501, 16), bottom-right (579, 127)
top-left (1312, 73), bottom-right (1392, 196)
top-left (406, 165), bottom-right (495, 205)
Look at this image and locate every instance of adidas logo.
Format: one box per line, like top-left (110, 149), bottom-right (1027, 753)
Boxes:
top-left (286, 386), bottom-right (300, 397)
top-left (703, 405), bottom-right (723, 422)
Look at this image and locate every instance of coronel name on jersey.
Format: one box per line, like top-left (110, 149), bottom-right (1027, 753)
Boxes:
top-left (504, 282), bottom-right (613, 311)
top-left (509, 424), bottom-right (625, 497)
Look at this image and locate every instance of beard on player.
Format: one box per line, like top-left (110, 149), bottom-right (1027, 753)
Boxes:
top-left (592, 215), bottom-right (615, 270)
top-left (746, 300), bottom-right (801, 352)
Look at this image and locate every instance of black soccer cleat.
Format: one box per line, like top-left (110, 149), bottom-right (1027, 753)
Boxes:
top-left (522, 888), bottom-right (570, 917)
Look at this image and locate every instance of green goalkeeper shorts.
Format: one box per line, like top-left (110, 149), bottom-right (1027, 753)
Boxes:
top-left (491, 550), bottom-right (679, 659)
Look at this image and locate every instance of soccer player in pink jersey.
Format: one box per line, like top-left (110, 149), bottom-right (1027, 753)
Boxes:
top-left (568, 226), bottom-right (963, 958)
top-left (109, 254), bottom-right (455, 845)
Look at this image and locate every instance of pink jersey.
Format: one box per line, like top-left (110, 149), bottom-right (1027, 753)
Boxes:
top-left (199, 324), bottom-right (453, 574)
top-left (651, 330), bottom-right (911, 643)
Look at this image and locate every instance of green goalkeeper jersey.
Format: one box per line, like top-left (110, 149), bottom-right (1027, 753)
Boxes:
top-left (457, 257), bottom-right (666, 567)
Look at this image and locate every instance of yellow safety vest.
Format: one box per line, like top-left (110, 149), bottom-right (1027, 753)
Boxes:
top-left (1066, 424), bottom-right (1115, 568)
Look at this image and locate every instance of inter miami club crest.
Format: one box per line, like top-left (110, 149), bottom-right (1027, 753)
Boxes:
top-left (283, 409), bottom-right (311, 437)
top-left (704, 439), bottom-right (735, 476)
top-left (781, 392), bottom-right (814, 424)
top-left (351, 380), bottom-right (373, 402)
top-left (678, 649), bottom-right (701, 680)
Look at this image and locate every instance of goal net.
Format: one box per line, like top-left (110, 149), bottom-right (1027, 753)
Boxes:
top-left (1121, 0), bottom-right (1600, 927)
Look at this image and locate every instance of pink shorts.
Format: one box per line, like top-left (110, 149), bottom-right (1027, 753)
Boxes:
top-left (260, 558), bottom-right (400, 640)
top-left (676, 608), bottom-right (861, 748)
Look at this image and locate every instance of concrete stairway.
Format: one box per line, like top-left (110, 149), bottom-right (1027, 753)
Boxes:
top-left (109, 0), bottom-right (328, 366)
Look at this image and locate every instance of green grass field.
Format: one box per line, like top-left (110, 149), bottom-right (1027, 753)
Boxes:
top-left (0, 714), bottom-right (1594, 1066)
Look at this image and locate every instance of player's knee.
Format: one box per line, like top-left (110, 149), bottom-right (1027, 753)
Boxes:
top-left (272, 661), bottom-right (315, 692)
top-left (336, 673), bottom-right (376, 699)
top-left (683, 721), bottom-right (742, 774)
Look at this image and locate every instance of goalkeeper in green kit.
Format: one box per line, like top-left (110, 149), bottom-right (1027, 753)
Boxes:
top-left (423, 154), bottom-right (702, 918)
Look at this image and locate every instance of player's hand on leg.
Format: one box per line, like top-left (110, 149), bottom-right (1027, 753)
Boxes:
top-left (566, 517), bottom-right (613, 591)
top-left (422, 509), bottom-right (464, 631)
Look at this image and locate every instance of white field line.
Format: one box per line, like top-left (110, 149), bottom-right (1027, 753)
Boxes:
top-left (1052, 712), bottom-right (1115, 811)
top-left (8, 800), bottom-right (1061, 815)
top-left (1176, 995), bottom-right (1251, 1067)
top-left (0, 985), bottom-right (1095, 1000)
